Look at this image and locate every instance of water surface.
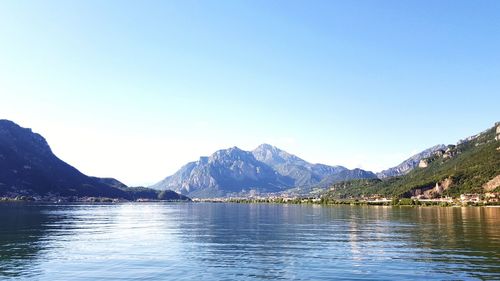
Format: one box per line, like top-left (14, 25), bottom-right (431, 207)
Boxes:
top-left (0, 203), bottom-right (499, 280)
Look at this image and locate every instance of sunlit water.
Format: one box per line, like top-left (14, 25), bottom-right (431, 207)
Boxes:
top-left (0, 203), bottom-right (499, 280)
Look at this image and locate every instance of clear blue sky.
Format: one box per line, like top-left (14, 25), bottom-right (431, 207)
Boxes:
top-left (1, 1), bottom-right (499, 186)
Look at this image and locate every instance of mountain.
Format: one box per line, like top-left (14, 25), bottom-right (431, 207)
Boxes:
top-left (316, 168), bottom-right (379, 188)
top-left (150, 146), bottom-right (293, 197)
top-left (252, 144), bottom-right (376, 188)
top-left (150, 144), bottom-right (376, 198)
top-left (0, 119), bottom-right (188, 201)
top-left (323, 122), bottom-right (500, 199)
top-left (376, 144), bottom-right (447, 179)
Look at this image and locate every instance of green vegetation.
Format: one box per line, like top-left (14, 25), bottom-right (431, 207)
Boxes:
top-left (322, 126), bottom-right (500, 198)
top-left (322, 178), bottom-right (383, 198)
top-left (124, 187), bottom-right (191, 201)
top-left (397, 198), bottom-right (416, 205)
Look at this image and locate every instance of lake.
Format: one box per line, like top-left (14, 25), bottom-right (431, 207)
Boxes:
top-left (0, 203), bottom-right (499, 280)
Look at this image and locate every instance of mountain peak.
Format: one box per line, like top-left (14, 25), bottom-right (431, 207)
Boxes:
top-left (0, 119), bottom-right (52, 154)
top-left (252, 144), bottom-right (299, 166)
top-left (0, 119), bottom-right (18, 126)
top-left (255, 143), bottom-right (279, 151)
top-left (214, 146), bottom-right (245, 155)
top-left (210, 146), bottom-right (250, 162)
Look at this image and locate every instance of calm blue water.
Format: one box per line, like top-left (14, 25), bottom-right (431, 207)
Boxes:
top-left (0, 203), bottom-right (499, 280)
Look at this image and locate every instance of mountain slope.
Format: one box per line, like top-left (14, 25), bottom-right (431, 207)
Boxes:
top-left (324, 122), bottom-right (500, 198)
top-left (151, 144), bottom-right (376, 198)
top-left (376, 144), bottom-right (447, 179)
top-left (0, 120), bottom-right (128, 198)
top-left (0, 119), bottom-right (188, 201)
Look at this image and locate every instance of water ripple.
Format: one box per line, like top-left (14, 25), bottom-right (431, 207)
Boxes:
top-left (0, 203), bottom-right (499, 280)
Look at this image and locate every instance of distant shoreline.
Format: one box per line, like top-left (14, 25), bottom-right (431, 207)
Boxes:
top-left (0, 196), bottom-right (190, 204)
top-left (193, 197), bottom-right (500, 207)
top-left (2, 196), bottom-right (498, 207)
top-left (2, 199), bottom-right (499, 208)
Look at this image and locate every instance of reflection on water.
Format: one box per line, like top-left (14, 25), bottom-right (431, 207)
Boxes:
top-left (0, 203), bottom-right (499, 280)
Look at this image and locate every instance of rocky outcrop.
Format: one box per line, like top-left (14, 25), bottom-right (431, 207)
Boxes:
top-left (411, 178), bottom-right (453, 198)
top-left (483, 175), bottom-right (500, 192)
top-left (495, 122), bottom-right (500, 141)
top-left (418, 159), bottom-right (429, 168)
top-left (433, 178), bottom-right (453, 195)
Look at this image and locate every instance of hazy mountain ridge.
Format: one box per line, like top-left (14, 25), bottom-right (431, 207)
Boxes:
top-left (253, 144), bottom-right (376, 188)
top-left (151, 144), bottom-right (376, 198)
top-left (376, 144), bottom-right (447, 179)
